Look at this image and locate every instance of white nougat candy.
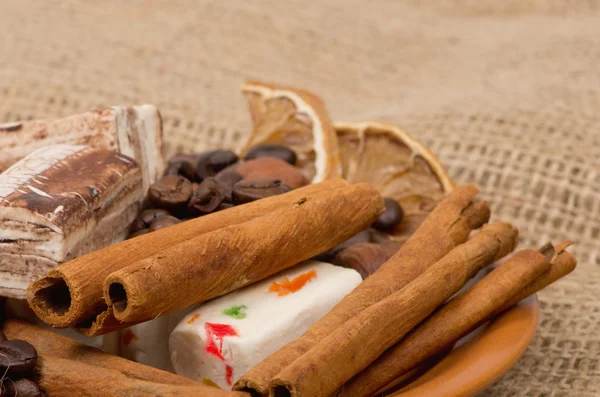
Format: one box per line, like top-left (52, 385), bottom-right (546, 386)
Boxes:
top-left (120, 309), bottom-right (189, 371)
top-left (169, 261), bottom-right (362, 390)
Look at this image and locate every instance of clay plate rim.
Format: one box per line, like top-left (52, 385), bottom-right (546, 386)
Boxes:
top-left (394, 294), bottom-right (539, 397)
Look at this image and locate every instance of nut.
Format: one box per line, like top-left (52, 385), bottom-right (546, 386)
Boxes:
top-left (332, 241), bottom-right (403, 279)
top-left (237, 157), bottom-right (308, 189)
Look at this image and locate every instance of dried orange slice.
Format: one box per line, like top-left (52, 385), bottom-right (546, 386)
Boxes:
top-left (335, 121), bottom-right (454, 242)
top-left (238, 81), bottom-right (340, 183)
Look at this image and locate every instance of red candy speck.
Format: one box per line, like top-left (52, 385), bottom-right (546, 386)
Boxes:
top-left (226, 365), bottom-right (234, 386)
top-left (121, 329), bottom-right (138, 346)
top-left (204, 322), bottom-right (238, 361)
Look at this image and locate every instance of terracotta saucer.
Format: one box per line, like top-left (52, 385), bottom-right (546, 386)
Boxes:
top-left (393, 295), bottom-right (539, 397)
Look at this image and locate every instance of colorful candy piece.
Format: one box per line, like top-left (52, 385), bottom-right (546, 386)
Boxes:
top-left (268, 269), bottom-right (317, 296)
top-left (187, 313), bottom-right (200, 324)
top-left (202, 378), bottom-right (221, 388)
top-left (204, 323), bottom-right (239, 362)
top-left (119, 308), bottom-right (189, 371)
top-left (169, 261), bottom-right (362, 389)
top-left (222, 305), bottom-right (247, 319)
top-left (121, 329), bottom-right (138, 346)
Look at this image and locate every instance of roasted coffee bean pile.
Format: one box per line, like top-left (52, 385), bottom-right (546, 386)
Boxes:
top-left (129, 144), bottom-right (308, 237)
top-left (0, 330), bottom-right (44, 397)
top-left (128, 143), bottom-right (406, 276)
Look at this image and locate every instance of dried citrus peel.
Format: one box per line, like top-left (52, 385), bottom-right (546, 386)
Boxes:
top-left (239, 81), bottom-right (340, 183)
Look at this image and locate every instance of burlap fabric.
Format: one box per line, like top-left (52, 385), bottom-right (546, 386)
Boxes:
top-left (1, 1), bottom-right (598, 395)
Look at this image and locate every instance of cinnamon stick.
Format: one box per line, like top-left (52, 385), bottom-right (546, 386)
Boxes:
top-left (268, 222), bottom-right (518, 397)
top-left (2, 318), bottom-right (196, 387)
top-left (75, 306), bottom-right (137, 337)
top-left (27, 179), bottom-right (349, 328)
top-left (494, 241), bottom-right (576, 314)
top-left (104, 182), bottom-right (383, 326)
top-left (339, 245), bottom-right (557, 397)
top-left (375, 347), bottom-right (454, 396)
top-left (234, 184), bottom-right (490, 396)
top-left (34, 354), bottom-right (247, 397)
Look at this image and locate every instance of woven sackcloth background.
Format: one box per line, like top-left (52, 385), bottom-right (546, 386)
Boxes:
top-left (0, 1), bottom-right (598, 396)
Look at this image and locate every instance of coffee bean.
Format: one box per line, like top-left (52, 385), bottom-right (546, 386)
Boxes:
top-left (0, 339), bottom-right (38, 377)
top-left (232, 178), bottom-right (292, 204)
top-left (245, 144), bottom-right (298, 165)
top-left (130, 209), bottom-right (171, 233)
top-left (372, 198), bottom-right (404, 232)
top-left (140, 196), bottom-right (153, 211)
top-left (138, 209), bottom-right (171, 225)
top-left (130, 228), bottom-right (150, 238)
top-left (237, 157), bottom-right (308, 189)
top-left (196, 150), bottom-right (238, 181)
top-left (214, 166), bottom-right (243, 188)
top-left (0, 331), bottom-right (6, 343)
top-left (0, 298), bottom-right (5, 326)
top-left (4, 378), bottom-right (44, 397)
top-left (217, 202), bottom-right (235, 211)
top-left (188, 178), bottom-right (229, 214)
top-left (164, 154), bottom-right (197, 181)
top-left (148, 176), bottom-right (193, 211)
top-left (149, 215), bottom-right (181, 232)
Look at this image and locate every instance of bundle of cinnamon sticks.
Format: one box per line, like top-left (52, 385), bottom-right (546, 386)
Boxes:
top-left (27, 179), bottom-right (385, 336)
top-left (24, 181), bottom-right (576, 397)
top-left (232, 185), bottom-right (577, 397)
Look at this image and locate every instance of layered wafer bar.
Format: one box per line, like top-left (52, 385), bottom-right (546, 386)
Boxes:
top-left (0, 105), bottom-right (165, 191)
top-left (0, 145), bottom-right (143, 298)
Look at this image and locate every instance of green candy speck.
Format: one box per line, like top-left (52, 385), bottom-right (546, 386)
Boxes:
top-left (222, 305), bottom-right (247, 319)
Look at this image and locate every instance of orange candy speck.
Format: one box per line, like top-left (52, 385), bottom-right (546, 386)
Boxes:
top-left (269, 269), bottom-right (317, 296)
top-left (187, 313), bottom-right (200, 324)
